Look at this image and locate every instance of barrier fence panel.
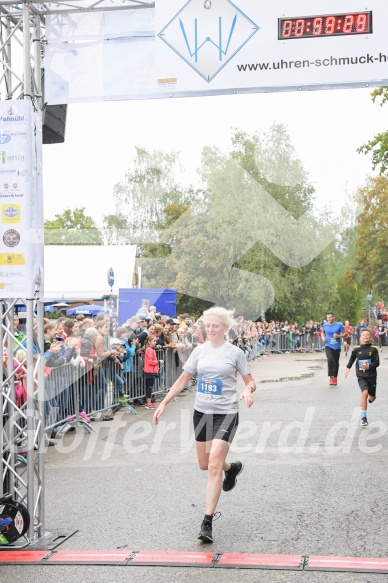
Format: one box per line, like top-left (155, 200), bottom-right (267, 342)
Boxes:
top-left (257, 332), bottom-right (326, 354)
top-left (41, 347), bottom-right (192, 433)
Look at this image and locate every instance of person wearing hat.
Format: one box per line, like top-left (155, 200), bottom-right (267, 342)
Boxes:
top-left (135, 318), bottom-right (149, 348)
top-left (166, 319), bottom-right (179, 344)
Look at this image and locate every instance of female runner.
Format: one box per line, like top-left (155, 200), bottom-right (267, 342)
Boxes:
top-left (153, 306), bottom-right (256, 543)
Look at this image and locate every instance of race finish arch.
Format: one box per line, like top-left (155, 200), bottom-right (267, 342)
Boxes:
top-left (44, 0), bottom-right (388, 103)
top-left (0, 0), bottom-right (386, 548)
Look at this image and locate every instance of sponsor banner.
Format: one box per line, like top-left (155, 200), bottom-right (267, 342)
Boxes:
top-left (45, 1), bottom-right (388, 104)
top-left (0, 101), bottom-right (44, 299)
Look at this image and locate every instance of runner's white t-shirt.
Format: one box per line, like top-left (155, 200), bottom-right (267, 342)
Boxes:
top-left (183, 341), bottom-right (251, 414)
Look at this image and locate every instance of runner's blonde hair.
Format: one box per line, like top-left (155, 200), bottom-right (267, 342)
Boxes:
top-left (202, 306), bottom-right (235, 329)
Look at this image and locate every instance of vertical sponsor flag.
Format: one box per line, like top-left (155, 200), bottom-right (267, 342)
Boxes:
top-left (0, 101), bottom-right (44, 299)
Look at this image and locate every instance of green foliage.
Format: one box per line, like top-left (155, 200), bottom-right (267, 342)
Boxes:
top-left (357, 87), bottom-right (388, 174)
top-left (44, 208), bottom-right (103, 245)
top-left (112, 146), bottom-right (195, 244)
top-left (102, 214), bottom-right (131, 245)
top-left (355, 175), bottom-right (388, 298)
top-left (231, 125), bottom-right (315, 218)
top-left (47, 309), bottom-right (60, 319)
top-left (326, 219), bottom-right (365, 322)
top-left (330, 269), bottom-right (364, 324)
top-left (176, 293), bottom-right (213, 318)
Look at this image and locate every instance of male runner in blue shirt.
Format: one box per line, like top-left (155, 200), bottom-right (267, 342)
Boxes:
top-left (321, 312), bottom-right (346, 386)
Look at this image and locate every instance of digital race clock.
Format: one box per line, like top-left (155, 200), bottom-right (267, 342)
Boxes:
top-left (278, 12), bottom-right (372, 40)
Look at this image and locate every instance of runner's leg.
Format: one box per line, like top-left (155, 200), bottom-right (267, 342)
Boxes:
top-left (205, 439), bottom-right (230, 515)
top-left (196, 440), bottom-right (231, 473)
top-left (360, 389), bottom-right (368, 412)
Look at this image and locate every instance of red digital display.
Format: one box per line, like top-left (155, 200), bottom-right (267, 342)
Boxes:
top-left (278, 12), bottom-right (372, 40)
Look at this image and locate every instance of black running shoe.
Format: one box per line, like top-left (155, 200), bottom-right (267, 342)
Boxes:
top-left (198, 512), bottom-right (220, 543)
top-left (222, 461), bottom-right (244, 492)
top-left (198, 516), bottom-right (213, 543)
top-left (361, 417), bottom-right (368, 427)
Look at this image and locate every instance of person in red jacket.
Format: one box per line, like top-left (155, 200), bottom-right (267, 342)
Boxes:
top-left (144, 334), bottom-right (163, 410)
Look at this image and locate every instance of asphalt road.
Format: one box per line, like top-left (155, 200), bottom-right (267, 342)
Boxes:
top-left (5, 348), bottom-right (388, 583)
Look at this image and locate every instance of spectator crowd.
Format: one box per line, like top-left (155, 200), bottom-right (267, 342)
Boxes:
top-left (6, 300), bottom-right (388, 446)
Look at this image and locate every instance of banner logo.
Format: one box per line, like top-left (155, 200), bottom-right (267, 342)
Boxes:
top-left (0, 253), bottom-right (25, 265)
top-left (2, 204), bottom-right (21, 224)
top-left (3, 229), bottom-right (20, 247)
top-left (159, 0), bottom-right (259, 82)
top-left (0, 106), bottom-right (25, 123)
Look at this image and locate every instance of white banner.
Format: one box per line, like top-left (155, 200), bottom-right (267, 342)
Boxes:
top-left (0, 101), bottom-right (44, 299)
top-left (45, 1), bottom-right (388, 104)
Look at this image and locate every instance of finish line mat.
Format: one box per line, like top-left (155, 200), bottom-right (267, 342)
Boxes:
top-left (2, 550), bottom-right (388, 572)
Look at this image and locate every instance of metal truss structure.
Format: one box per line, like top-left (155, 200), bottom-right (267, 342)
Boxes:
top-left (0, 0), bottom-right (153, 547)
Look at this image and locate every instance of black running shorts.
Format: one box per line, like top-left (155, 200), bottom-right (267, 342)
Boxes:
top-left (193, 409), bottom-right (239, 443)
top-left (358, 376), bottom-right (377, 397)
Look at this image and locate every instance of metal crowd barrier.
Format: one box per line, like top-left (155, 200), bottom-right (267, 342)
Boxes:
top-left (256, 331), bottom-right (325, 355)
top-left (254, 331), bottom-right (363, 356)
top-left (42, 347), bottom-right (189, 435)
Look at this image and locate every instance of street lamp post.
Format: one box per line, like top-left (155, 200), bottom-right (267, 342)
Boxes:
top-left (366, 292), bottom-right (373, 326)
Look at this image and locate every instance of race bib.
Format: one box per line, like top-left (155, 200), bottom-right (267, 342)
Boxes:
top-left (197, 376), bottom-right (223, 396)
top-left (358, 359), bottom-right (371, 371)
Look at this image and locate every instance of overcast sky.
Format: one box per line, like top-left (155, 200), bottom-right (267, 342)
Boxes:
top-left (42, 86), bottom-right (385, 226)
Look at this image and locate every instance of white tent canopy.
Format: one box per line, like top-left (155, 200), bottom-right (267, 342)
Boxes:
top-left (44, 245), bottom-right (137, 300)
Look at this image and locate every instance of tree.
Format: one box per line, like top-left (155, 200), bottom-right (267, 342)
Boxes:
top-left (141, 126), bottom-right (339, 321)
top-left (102, 214), bottom-right (131, 245)
top-left (44, 208), bottom-right (103, 245)
top-left (230, 125), bottom-right (336, 320)
top-left (112, 146), bottom-right (195, 244)
top-left (357, 87), bottom-right (388, 174)
top-left (327, 201), bottom-right (365, 323)
top-left (355, 175), bottom-right (388, 298)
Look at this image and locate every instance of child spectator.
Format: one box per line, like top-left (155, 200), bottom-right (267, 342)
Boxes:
top-left (143, 334), bottom-right (163, 410)
top-left (116, 326), bottom-right (138, 395)
top-left (110, 337), bottom-right (129, 404)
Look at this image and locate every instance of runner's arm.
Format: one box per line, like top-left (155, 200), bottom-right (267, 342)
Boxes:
top-left (346, 351), bottom-right (356, 370)
top-left (153, 371), bottom-right (193, 424)
top-left (239, 373), bottom-right (255, 408)
top-left (241, 373), bottom-right (256, 392)
top-left (369, 348), bottom-right (380, 370)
